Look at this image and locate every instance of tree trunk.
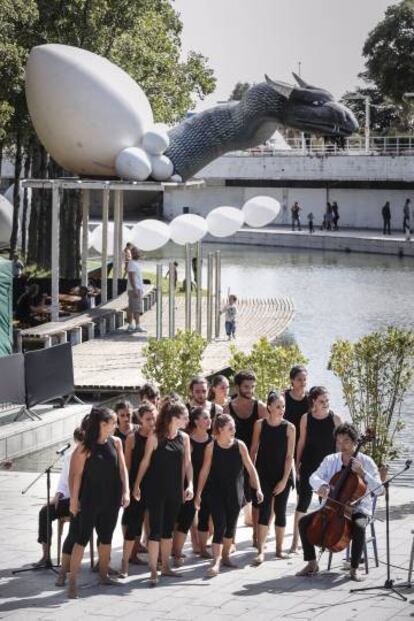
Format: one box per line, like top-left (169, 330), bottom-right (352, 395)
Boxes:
top-left (9, 132), bottom-right (22, 257)
top-left (27, 138), bottom-right (48, 266)
top-left (21, 144), bottom-right (32, 257)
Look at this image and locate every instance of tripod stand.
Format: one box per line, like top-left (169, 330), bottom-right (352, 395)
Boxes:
top-left (351, 459), bottom-right (412, 601)
top-left (12, 447), bottom-right (69, 576)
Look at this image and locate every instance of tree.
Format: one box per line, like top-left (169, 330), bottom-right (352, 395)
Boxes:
top-left (328, 326), bottom-right (414, 466)
top-left (341, 87), bottom-right (403, 135)
top-left (0, 0), bottom-right (216, 274)
top-left (229, 81), bottom-right (250, 101)
top-left (228, 337), bottom-right (308, 401)
top-left (361, 0), bottom-right (414, 104)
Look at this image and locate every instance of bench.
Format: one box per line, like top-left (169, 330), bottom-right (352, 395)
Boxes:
top-left (17, 285), bottom-right (156, 350)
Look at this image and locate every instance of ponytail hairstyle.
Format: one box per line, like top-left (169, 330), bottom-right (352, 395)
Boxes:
top-left (266, 389), bottom-right (284, 411)
top-left (213, 413), bottom-right (234, 436)
top-left (289, 365), bottom-right (307, 382)
top-left (207, 374), bottom-right (227, 402)
top-left (73, 412), bottom-right (91, 443)
top-left (188, 406), bottom-right (209, 432)
top-left (82, 407), bottom-right (116, 452)
top-left (155, 396), bottom-right (187, 440)
top-left (308, 386), bottom-right (328, 411)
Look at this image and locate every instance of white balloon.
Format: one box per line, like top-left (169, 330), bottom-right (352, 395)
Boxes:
top-left (0, 194), bottom-right (13, 244)
top-left (242, 196), bottom-right (281, 227)
top-left (91, 223), bottom-right (131, 255)
top-left (25, 44), bottom-right (153, 176)
top-left (150, 154), bottom-right (174, 181)
top-left (130, 219), bottom-right (170, 251)
top-left (206, 206), bottom-right (244, 237)
top-left (115, 147), bottom-right (152, 181)
top-left (142, 126), bottom-right (170, 155)
top-left (169, 214), bottom-right (207, 245)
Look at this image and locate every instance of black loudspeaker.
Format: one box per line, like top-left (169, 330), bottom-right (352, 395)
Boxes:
top-left (24, 343), bottom-right (75, 408)
top-left (0, 353), bottom-right (26, 405)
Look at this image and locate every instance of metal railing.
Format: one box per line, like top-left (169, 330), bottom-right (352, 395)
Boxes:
top-left (227, 135), bottom-right (414, 157)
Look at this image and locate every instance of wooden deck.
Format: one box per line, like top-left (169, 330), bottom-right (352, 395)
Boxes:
top-left (72, 296), bottom-right (295, 392)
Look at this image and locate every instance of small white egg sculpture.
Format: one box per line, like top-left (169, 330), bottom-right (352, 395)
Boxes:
top-left (130, 219), bottom-right (170, 251)
top-left (169, 214), bottom-right (208, 245)
top-left (242, 196), bottom-right (281, 227)
top-left (150, 154), bottom-right (174, 181)
top-left (25, 44), bottom-right (153, 176)
top-left (115, 147), bottom-right (152, 181)
top-left (206, 206), bottom-right (244, 237)
top-left (0, 194), bottom-right (13, 244)
top-left (142, 124), bottom-right (170, 155)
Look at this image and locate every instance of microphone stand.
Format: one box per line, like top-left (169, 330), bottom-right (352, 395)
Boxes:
top-left (12, 447), bottom-right (70, 576)
top-left (350, 459), bottom-right (412, 601)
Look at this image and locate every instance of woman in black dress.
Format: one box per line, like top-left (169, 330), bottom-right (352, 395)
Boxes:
top-left (132, 397), bottom-right (193, 586)
top-left (196, 413), bottom-right (263, 577)
top-left (173, 406), bottom-right (213, 562)
top-left (66, 407), bottom-right (130, 598)
top-left (250, 390), bottom-right (295, 564)
top-left (114, 400), bottom-right (135, 450)
top-left (120, 403), bottom-right (156, 577)
top-left (284, 365), bottom-right (309, 552)
top-left (293, 386), bottom-right (341, 550)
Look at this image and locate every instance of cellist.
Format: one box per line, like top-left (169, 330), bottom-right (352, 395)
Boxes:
top-left (296, 423), bottom-right (383, 582)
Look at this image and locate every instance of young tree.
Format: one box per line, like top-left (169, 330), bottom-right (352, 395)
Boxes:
top-left (229, 81), bottom-right (250, 101)
top-left (341, 87), bottom-right (403, 135)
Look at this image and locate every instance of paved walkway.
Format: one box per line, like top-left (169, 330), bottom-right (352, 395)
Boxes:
top-left (0, 470), bottom-right (412, 620)
top-left (73, 296), bottom-right (294, 391)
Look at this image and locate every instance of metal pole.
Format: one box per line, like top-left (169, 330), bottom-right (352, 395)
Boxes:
top-left (214, 250), bottom-right (221, 338)
top-left (101, 184), bottom-right (110, 304)
top-left (51, 181), bottom-right (60, 322)
top-left (206, 252), bottom-right (214, 341)
top-left (168, 261), bottom-right (175, 338)
top-left (81, 189), bottom-right (90, 286)
top-left (118, 190), bottom-right (124, 277)
top-left (156, 263), bottom-right (163, 339)
top-left (196, 241), bottom-right (202, 333)
top-left (113, 190), bottom-right (121, 298)
top-left (185, 243), bottom-right (192, 331)
top-left (365, 96), bottom-right (370, 154)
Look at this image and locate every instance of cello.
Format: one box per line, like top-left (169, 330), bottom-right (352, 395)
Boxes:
top-left (306, 430), bottom-right (374, 553)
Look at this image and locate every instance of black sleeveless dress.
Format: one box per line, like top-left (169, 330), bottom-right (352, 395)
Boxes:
top-left (210, 439), bottom-right (245, 510)
top-left (284, 390), bottom-right (309, 448)
top-left (300, 411), bottom-right (336, 478)
top-left (256, 419), bottom-right (293, 488)
top-left (229, 399), bottom-right (259, 503)
top-left (123, 431), bottom-right (148, 539)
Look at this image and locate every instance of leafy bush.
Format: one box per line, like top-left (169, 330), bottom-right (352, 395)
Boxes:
top-left (142, 330), bottom-right (207, 399)
top-left (329, 326), bottom-right (414, 465)
top-left (228, 337), bottom-right (308, 401)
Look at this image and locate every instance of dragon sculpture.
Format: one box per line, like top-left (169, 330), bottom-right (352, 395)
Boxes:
top-left (166, 73), bottom-right (358, 181)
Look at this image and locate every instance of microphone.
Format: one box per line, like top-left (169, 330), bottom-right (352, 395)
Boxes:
top-left (56, 442), bottom-right (71, 455)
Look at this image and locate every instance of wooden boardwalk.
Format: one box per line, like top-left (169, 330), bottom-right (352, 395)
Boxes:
top-left (73, 296), bottom-right (295, 392)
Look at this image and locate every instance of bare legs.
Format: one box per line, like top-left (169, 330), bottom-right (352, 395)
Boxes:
top-left (208, 538), bottom-right (236, 577)
top-left (148, 538), bottom-right (182, 586)
top-left (68, 543), bottom-right (85, 598)
top-left (290, 510), bottom-right (305, 553)
top-left (253, 524), bottom-right (269, 565)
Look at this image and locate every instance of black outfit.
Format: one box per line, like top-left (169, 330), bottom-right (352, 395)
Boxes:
top-left (123, 431), bottom-right (148, 540)
top-left (229, 399), bottom-right (259, 503)
top-left (74, 437), bottom-right (122, 546)
top-left (299, 509), bottom-right (368, 569)
top-left (38, 497), bottom-right (70, 545)
top-left (177, 436), bottom-right (212, 534)
top-left (297, 412), bottom-right (336, 513)
top-left (382, 204), bottom-right (391, 235)
top-left (284, 390), bottom-right (308, 451)
top-left (146, 431), bottom-right (184, 541)
top-left (114, 428), bottom-right (132, 452)
top-left (209, 440), bottom-right (245, 544)
top-left (252, 420), bottom-right (293, 527)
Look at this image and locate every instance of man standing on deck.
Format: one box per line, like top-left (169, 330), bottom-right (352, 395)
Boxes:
top-left (126, 246), bottom-right (146, 333)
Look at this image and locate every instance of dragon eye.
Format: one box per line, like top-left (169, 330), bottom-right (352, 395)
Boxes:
top-left (312, 100), bottom-right (321, 106)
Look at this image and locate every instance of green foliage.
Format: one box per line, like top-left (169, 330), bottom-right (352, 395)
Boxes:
top-left (142, 330), bottom-right (207, 399)
top-left (228, 337), bottom-right (308, 401)
top-left (329, 326), bottom-right (414, 465)
top-left (361, 1), bottom-right (414, 104)
top-left (341, 87), bottom-right (404, 135)
top-left (229, 81), bottom-right (250, 101)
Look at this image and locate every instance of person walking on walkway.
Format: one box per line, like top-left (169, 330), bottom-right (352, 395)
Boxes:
top-left (291, 201), bottom-right (302, 231)
top-left (332, 201), bottom-right (340, 231)
top-left (403, 198), bottom-right (411, 234)
top-left (126, 246), bottom-right (146, 332)
top-left (382, 201), bottom-right (391, 235)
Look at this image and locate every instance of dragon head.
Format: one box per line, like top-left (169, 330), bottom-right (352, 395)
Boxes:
top-left (265, 73), bottom-right (358, 137)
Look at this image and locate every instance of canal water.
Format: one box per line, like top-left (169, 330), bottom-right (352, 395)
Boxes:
top-left (10, 244), bottom-right (414, 485)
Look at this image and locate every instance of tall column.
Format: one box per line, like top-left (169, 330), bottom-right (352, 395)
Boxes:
top-left (214, 250), bottom-right (221, 338)
top-left (206, 252), bottom-right (214, 341)
top-left (168, 261), bottom-right (175, 338)
top-left (51, 181), bottom-right (61, 322)
top-left (196, 241), bottom-right (202, 333)
top-left (81, 189), bottom-right (90, 286)
top-left (185, 243), bottom-right (192, 331)
top-left (156, 263), bottom-right (163, 339)
top-left (101, 184), bottom-right (110, 304)
top-left (112, 190), bottom-right (121, 298)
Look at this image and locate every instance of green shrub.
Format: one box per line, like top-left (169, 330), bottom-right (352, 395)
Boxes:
top-left (142, 330), bottom-right (207, 399)
top-left (228, 337), bottom-right (308, 401)
top-left (329, 326), bottom-right (414, 465)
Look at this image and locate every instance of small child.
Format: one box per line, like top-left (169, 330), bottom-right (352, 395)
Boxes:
top-left (221, 294), bottom-right (238, 340)
top-left (307, 212), bottom-right (314, 234)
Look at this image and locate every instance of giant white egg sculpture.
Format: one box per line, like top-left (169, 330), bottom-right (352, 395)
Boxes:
top-left (25, 44), bottom-right (153, 176)
top-left (169, 214), bottom-right (208, 245)
top-left (0, 194), bottom-right (13, 244)
top-left (131, 219), bottom-right (170, 251)
top-left (207, 206), bottom-right (244, 237)
top-left (242, 196), bottom-right (281, 227)
top-left (91, 223), bottom-right (131, 256)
